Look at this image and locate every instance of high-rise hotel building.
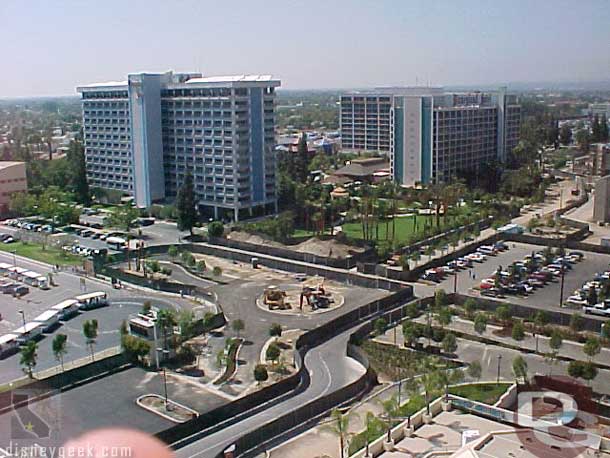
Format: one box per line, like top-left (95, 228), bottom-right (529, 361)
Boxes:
top-left (77, 71), bottom-right (280, 220)
top-left (340, 87), bottom-right (520, 186)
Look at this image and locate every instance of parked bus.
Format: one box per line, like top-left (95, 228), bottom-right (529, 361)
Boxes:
top-left (0, 262), bottom-right (12, 276)
top-left (51, 299), bottom-right (80, 320)
top-left (21, 270), bottom-right (48, 289)
top-left (76, 291), bottom-right (109, 310)
top-left (0, 334), bottom-right (19, 357)
top-left (106, 236), bottom-right (127, 251)
top-left (33, 309), bottom-right (61, 332)
top-left (13, 322), bottom-right (44, 345)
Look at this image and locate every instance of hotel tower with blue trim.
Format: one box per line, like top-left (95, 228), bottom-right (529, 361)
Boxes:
top-left (341, 87), bottom-right (520, 186)
top-left (77, 71), bottom-right (280, 221)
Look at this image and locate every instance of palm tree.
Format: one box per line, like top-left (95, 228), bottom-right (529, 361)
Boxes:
top-left (379, 395), bottom-right (399, 443)
top-left (323, 408), bottom-right (356, 458)
top-left (419, 358), bottom-right (442, 415)
top-left (156, 309), bottom-right (177, 353)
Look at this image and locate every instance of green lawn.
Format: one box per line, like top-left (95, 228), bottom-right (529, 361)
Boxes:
top-left (341, 214), bottom-right (437, 243)
top-left (449, 382), bottom-right (511, 405)
top-left (0, 241), bottom-right (82, 266)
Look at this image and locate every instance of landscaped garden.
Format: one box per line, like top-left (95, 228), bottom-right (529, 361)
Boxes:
top-left (448, 382), bottom-right (511, 405)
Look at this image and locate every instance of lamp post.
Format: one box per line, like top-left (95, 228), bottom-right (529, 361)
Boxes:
top-left (18, 310), bottom-right (26, 329)
top-left (156, 347), bottom-right (170, 410)
top-left (12, 250), bottom-right (17, 267)
top-left (496, 354), bottom-right (503, 384)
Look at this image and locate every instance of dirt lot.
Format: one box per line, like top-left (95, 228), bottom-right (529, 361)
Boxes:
top-left (227, 231), bottom-right (366, 259)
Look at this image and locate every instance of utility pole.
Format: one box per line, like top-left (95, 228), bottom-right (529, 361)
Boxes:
top-left (496, 354), bottom-right (502, 384)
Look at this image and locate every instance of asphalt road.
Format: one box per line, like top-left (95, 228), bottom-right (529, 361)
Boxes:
top-left (0, 252), bottom-right (208, 385)
top-left (175, 329), bottom-right (366, 458)
top-left (154, 254), bottom-right (387, 394)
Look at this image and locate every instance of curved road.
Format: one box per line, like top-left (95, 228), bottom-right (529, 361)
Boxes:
top-left (176, 330), bottom-right (365, 458)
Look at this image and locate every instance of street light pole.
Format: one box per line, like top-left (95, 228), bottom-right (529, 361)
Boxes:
top-left (12, 250), bottom-right (16, 267)
top-left (18, 310), bottom-right (26, 329)
top-left (162, 367), bottom-right (169, 409)
top-left (496, 355), bottom-right (502, 384)
top-left (559, 264), bottom-right (566, 308)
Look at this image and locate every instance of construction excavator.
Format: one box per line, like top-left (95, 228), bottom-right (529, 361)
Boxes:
top-left (299, 281), bottom-right (334, 310)
top-left (263, 285), bottom-right (290, 310)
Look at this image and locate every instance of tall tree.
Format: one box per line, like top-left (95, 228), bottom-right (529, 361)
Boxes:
top-left (20, 341), bottom-right (38, 378)
top-left (83, 319), bottom-right (99, 361)
top-left (52, 334), bottom-right (68, 371)
top-left (559, 124), bottom-right (572, 146)
top-left (67, 141), bottom-right (91, 205)
top-left (176, 171), bottom-right (197, 234)
top-left (295, 132), bottom-right (310, 183)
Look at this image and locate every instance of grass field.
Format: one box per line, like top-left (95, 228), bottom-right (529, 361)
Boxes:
top-left (0, 241), bottom-right (82, 266)
top-left (449, 382), bottom-right (511, 405)
top-left (341, 214), bottom-right (437, 243)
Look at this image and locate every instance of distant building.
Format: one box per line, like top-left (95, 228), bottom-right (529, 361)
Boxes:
top-left (572, 143), bottom-right (610, 177)
top-left (333, 157), bottom-right (390, 183)
top-left (0, 161), bottom-right (27, 214)
top-left (594, 175), bottom-right (610, 223)
top-left (340, 87), bottom-right (521, 186)
top-left (589, 102), bottom-right (610, 118)
top-left (77, 71), bottom-right (280, 221)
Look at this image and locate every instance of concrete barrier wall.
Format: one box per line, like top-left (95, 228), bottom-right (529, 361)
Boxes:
top-left (208, 236), bottom-right (377, 269)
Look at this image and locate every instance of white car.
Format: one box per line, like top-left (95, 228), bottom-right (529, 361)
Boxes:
top-left (566, 295), bottom-right (587, 306)
top-left (467, 253), bottom-right (486, 262)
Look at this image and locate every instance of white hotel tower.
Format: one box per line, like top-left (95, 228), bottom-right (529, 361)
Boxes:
top-left (77, 71), bottom-right (280, 221)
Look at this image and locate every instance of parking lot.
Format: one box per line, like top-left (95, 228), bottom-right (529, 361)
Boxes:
top-left (432, 242), bottom-right (610, 311)
top-left (0, 366), bottom-right (228, 446)
top-left (0, 215), bottom-right (190, 261)
top-left (0, 252), bottom-right (206, 385)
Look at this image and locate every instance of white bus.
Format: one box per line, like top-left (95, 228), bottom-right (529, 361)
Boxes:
top-left (13, 322), bottom-right (44, 345)
top-left (21, 270), bottom-right (48, 289)
top-left (0, 262), bottom-right (12, 276)
top-left (0, 334), bottom-right (19, 356)
top-left (76, 291), bottom-right (109, 310)
top-left (106, 236), bottom-right (127, 251)
top-left (51, 299), bottom-right (80, 320)
top-left (33, 309), bottom-right (61, 332)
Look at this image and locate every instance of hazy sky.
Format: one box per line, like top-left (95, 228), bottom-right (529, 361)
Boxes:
top-left (1, 0), bottom-right (609, 97)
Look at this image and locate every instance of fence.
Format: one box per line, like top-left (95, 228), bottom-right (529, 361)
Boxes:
top-left (208, 236), bottom-right (377, 269)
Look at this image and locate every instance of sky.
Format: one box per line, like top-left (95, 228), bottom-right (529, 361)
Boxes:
top-left (0, 0), bottom-right (609, 97)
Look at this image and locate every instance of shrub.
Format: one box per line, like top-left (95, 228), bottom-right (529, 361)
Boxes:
top-left (269, 323), bottom-right (282, 338)
top-left (266, 342), bottom-right (281, 362)
top-left (254, 364), bottom-right (268, 383)
top-left (160, 267), bottom-right (172, 276)
top-left (208, 221), bottom-right (224, 238)
top-left (512, 321), bottom-right (525, 341)
top-left (213, 266), bottom-right (222, 276)
top-left (167, 245), bottom-right (178, 259)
